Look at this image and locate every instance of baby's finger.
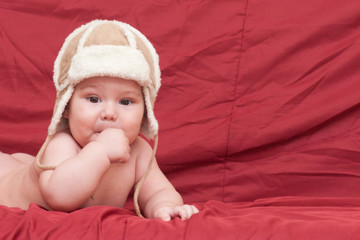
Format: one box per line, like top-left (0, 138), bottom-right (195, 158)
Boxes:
top-left (176, 206), bottom-right (189, 220)
top-left (185, 205), bottom-right (194, 220)
top-left (183, 205), bottom-right (199, 220)
top-left (191, 205), bottom-right (200, 214)
top-left (157, 209), bottom-right (171, 221)
top-left (177, 205), bottom-right (194, 220)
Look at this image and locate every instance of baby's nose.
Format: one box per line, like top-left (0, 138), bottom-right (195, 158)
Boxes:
top-left (100, 103), bottom-right (118, 121)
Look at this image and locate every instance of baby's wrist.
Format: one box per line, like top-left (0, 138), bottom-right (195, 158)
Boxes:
top-left (84, 141), bottom-right (111, 165)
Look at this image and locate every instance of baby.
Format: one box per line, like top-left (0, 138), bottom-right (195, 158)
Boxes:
top-left (0, 20), bottom-right (198, 221)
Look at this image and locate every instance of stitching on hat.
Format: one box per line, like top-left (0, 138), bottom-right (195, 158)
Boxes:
top-left (77, 20), bottom-right (104, 51)
top-left (117, 22), bottom-right (137, 48)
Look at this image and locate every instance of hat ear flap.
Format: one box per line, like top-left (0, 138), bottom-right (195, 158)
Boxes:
top-left (63, 104), bottom-right (69, 119)
top-left (140, 87), bottom-right (158, 139)
top-left (48, 86), bottom-right (74, 135)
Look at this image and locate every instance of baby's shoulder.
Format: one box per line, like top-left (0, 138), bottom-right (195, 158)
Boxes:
top-left (131, 137), bottom-right (153, 157)
top-left (48, 129), bottom-right (78, 147)
top-left (131, 137), bottom-right (158, 180)
top-left (43, 129), bottom-right (80, 160)
top-left (131, 137), bottom-right (155, 167)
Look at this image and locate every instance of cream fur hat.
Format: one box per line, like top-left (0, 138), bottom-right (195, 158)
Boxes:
top-left (48, 19), bottom-right (160, 140)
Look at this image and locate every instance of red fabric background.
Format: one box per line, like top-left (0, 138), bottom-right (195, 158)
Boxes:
top-left (0, 0), bottom-right (360, 239)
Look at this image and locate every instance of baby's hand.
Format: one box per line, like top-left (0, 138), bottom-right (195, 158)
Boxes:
top-left (153, 204), bottom-right (199, 221)
top-left (95, 128), bottom-right (130, 163)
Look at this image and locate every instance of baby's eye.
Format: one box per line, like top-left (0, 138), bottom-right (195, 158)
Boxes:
top-left (87, 96), bottom-right (101, 103)
top-left (120, 99), bottom-right (132, 105)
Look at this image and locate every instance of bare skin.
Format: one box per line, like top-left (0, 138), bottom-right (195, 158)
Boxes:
top-left (0, 77), bottom-right (199, 221)
top-left (0, 152), bottom-right (45, 210)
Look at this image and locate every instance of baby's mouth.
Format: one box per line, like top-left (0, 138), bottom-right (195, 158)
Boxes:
top-left (93, 127), bottom-right (114, 137)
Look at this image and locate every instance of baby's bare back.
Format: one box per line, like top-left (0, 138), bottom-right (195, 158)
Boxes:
top-left (0, 152), bottom-right (47, 209)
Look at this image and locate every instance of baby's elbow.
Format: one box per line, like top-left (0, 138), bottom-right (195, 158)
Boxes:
top-left (41, 189), bottom-right (79, 212)
top-left (47, 200), bottom-right (77, 212)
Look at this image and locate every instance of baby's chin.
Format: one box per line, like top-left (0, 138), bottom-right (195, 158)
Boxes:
top-left (89, 133), bottom-right (100, 143)
top-left (75, 133), bottom-right (100, 148)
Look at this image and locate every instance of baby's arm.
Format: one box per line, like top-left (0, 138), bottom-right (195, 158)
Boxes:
top-left (39, 129), bottom-right (129, 211)
top-left (135, 139), bottom-right (199, 221)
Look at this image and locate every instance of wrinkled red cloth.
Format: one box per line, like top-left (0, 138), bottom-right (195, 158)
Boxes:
top-left (0, 0), bottom-right (360, 239)
top-left (1, 198), bottom-right (360, 239)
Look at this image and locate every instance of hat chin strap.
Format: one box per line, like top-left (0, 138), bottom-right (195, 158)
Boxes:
top-left (36, 135), bottom-right (57, 170)
top-left (133, 134), bottom-right (159, 217)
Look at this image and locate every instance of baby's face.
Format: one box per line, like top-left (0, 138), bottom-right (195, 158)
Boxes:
top-left (63, 76), bottom-right (145, 147)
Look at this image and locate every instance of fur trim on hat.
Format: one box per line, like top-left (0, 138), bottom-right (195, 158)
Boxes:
top-left (68, 45), bottom-right (151, 87)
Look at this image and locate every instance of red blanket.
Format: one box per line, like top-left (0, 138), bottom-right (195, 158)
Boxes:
top-left (1, 0), bottom-right (360, 239)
